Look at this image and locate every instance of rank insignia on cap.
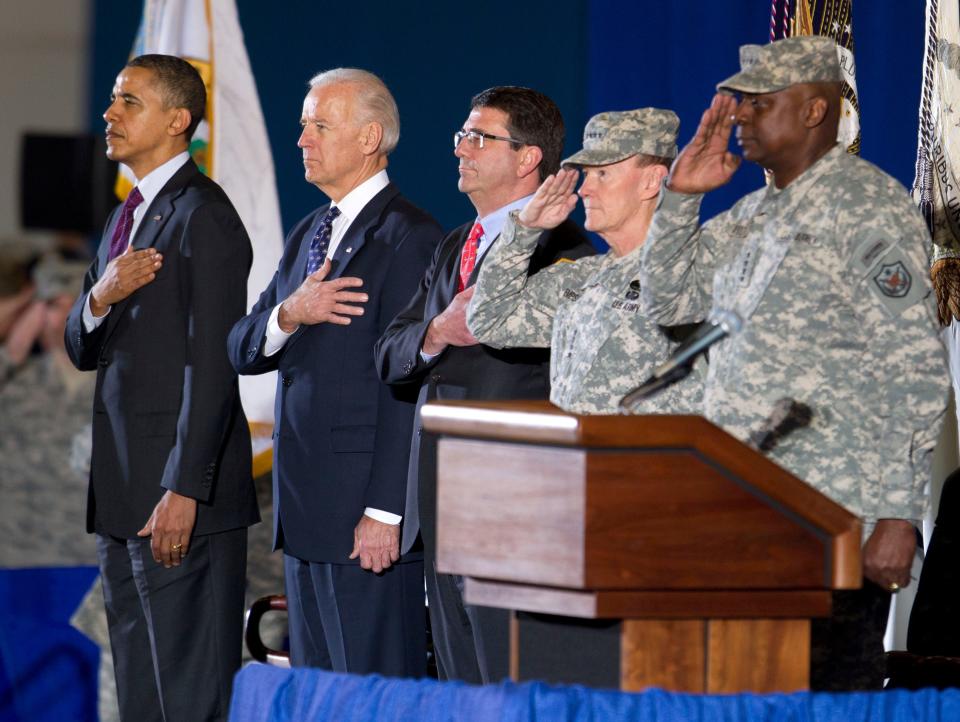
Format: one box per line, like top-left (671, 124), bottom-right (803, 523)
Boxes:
top-left (873, 261), bottom-right (911, 298)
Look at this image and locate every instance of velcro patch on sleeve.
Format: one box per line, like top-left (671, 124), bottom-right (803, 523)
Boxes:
top-left (853, 238), bottom-right (927, 316)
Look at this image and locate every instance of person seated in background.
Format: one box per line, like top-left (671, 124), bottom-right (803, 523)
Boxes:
top-left (638, 35), bottom-right (949, 690)
top-left (466, 108), bottom-right (701, 414)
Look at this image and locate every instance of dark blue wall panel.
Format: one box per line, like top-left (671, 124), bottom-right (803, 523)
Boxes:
top-left (89, 1), bottom-right (587, 233)
top-left (587, 1), bottom-right (924, 222)
top-left (89, 2), bottom-right (925, 233)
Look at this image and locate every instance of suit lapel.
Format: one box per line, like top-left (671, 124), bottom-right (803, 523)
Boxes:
top-left (96, 207), bottom-right (122, 277)
top-left (290, 210), bottom-right (326, 288)
top-left (102, 160), bottom-right (198, 343)
top-left (325, 183), bottom-right (400, 281)
top-left (466, 231), bottom-right (500, 289)
top-left (283, 184), bottom-right (401, 351)
top-left (437, 224), bottom-right (471, 306)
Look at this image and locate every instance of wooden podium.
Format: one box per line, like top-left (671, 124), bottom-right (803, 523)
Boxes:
top-left (420, 400), bottom-right (862, 694)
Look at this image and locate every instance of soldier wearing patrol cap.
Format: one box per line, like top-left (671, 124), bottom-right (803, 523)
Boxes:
top-left (640, 35), bottom-right (950, 689)
top-left (467, 108), bottom-right (701, 414)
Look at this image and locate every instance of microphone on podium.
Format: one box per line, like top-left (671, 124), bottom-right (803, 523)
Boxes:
top-left (619, 309), bottom-right (743, 411)
top-left (748, 398), bottom-right (813, 452)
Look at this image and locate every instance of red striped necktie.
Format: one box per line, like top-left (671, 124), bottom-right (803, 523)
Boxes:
top-left (458, 221), bottom-right (483, 292)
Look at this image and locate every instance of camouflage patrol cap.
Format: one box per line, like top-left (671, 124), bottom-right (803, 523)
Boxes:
top-left (561, 108), bottom-right (679, 168)
top-left (716, 36), bottom-right (842, 94)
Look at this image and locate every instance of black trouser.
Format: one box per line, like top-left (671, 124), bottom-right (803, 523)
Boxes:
top-left (284, 554), bottom-right (426, 677)
top-left (810, 580), bottom-right (892, 691)
top-left (97, 528), bottom-right (247, 722)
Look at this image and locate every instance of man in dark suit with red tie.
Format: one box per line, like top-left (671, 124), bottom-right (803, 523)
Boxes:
top-left (65, 55), bottom-right (258, 721)
top-left (228, 68), bottom-right (442, 676)
top-left (375, 86), bottom-right (593, 683)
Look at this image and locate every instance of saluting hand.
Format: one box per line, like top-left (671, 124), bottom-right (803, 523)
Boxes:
top-left (277, 259), bottom-right (367, 331)
top-left (667, 93), bottom-right (742, 194)
top-left (89, 246), bottom-right (163, 317)
top-left (517, 168), bottom-right (580, 230)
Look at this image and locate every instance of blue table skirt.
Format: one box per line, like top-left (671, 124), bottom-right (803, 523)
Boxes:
top-left (229, 663), bottom-right (960, 722)
top-left (0, 567), bottom-right (99, 722)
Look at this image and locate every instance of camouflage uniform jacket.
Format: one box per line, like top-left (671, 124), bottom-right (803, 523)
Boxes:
top-left (468, 213), bottom-right (701, 414)
top-left (640, 144), bottom-right (950, 524)
top-left (0, 352), bottom-right (96, 566)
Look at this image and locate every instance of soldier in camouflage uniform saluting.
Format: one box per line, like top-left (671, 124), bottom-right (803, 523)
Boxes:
top-left (467, 108), bottom-right (701, 414)
top-left (640, 35), bottom-right (951, 690)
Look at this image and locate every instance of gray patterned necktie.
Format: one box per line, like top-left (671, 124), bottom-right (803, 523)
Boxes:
top-left (305, 206), bottom-right (341, 277)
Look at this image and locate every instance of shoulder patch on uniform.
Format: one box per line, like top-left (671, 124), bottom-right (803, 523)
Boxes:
top-left (856, 239), bottom-right (928, 316)
top-left (873, 261), bottom-right (912, 298)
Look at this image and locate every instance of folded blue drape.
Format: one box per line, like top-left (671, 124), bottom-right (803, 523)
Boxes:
top-left (0, 567), bottom-right (99, 722)
top-left (229, 664), bottom-right (960, 722)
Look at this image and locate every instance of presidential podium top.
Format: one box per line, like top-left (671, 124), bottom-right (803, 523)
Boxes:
top-left (421, 400), bottom-right (861, 595)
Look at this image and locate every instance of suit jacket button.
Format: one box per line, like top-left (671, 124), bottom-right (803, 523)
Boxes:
top-left (430, 374), bottom-right (441, 383)
top-left (98, 358), bottom-right (109, 367)
top-left (282, 375), bottom-right (292, 387)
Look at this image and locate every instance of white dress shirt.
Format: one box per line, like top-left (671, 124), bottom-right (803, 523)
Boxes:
top-left (82, 152), bottom-right (191, 332)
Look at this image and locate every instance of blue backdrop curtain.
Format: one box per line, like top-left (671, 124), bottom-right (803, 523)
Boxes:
top-left (586, 0), bottom-right (924, 222)
top-left (90, 2), bottom-right (925, 233)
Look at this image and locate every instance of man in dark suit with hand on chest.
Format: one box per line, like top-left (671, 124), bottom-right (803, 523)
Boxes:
top-left (65, 54), bottom-right (258, 722)
top-left (228, 68), bottom-right (442, 676)
top-left (376, 86), bottom-right (593, 683)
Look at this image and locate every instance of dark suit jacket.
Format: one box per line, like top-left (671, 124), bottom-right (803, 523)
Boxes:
top-left (374, 219), bottom-right (593, 551)
top-left (227, 183), bottom-right (442, 563)
top-left (65, 159), bottom-right (259, 539)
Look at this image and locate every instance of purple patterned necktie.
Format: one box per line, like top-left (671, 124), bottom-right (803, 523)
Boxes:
top-left (107, 187), bottom-right (144, 262)
top-left (305, 206), bottom-right (341, 277)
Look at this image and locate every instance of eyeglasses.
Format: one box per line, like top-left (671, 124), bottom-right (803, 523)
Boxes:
top-left (454, 129), bottom-right (524, 150)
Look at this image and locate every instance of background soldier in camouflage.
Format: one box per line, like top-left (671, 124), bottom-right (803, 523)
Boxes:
top-left (640, 35), bottom-right (950, 689)
top-left (468, 109), bottom-right (700, 414)
top-left (0, 252), bottom-right (95, 567)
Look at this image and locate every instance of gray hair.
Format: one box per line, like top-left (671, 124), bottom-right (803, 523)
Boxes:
top-left (308, 68), bottom-right (400, 155)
